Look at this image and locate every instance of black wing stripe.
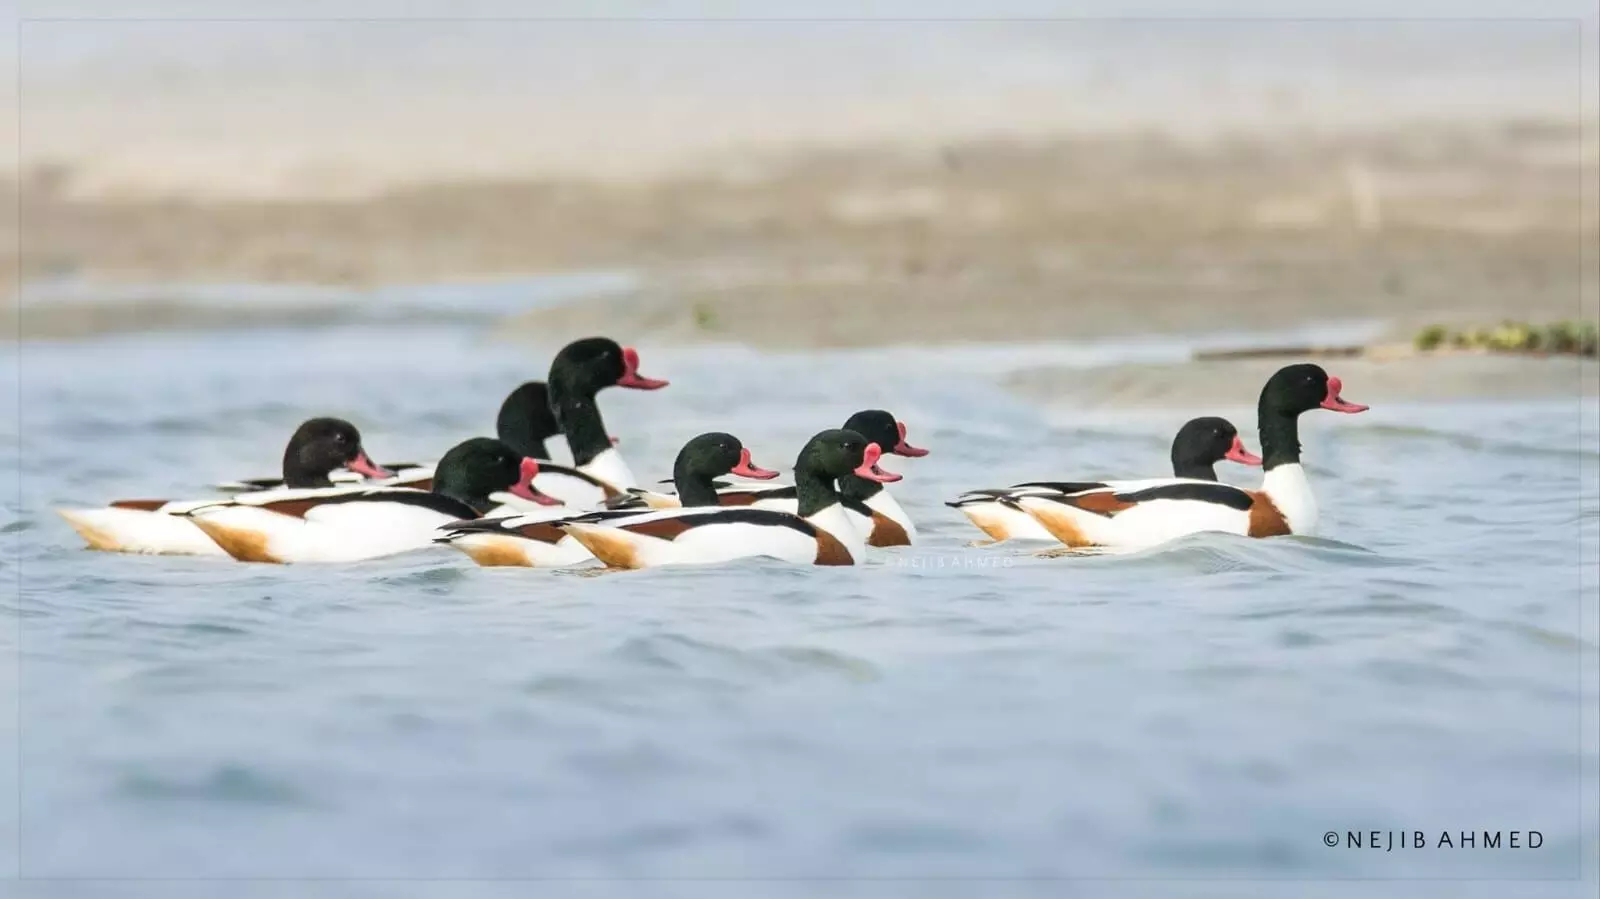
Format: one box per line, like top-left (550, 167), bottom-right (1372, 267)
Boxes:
top-left (657, 508), bottom-right (816, 537)
top-left (722, 485), bottom-right (796, 501)
top-left (1010, 480), bottom-right (1110, 494)
top-left (947, 489), bottom-right (1023, 505)
top-left (312, 490), bottom-right (480, 519)
top-left (1112, 483), bottom-right (1253, 510)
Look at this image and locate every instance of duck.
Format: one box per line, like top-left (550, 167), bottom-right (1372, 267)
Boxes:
top-left (949, 415), bottom-right (1264, 543)
top-left (1001, 364), bottom-right (1366, 550)
top-left (208, 380), bottom-right (568, 493)
top-left (56, 417), bottom-right (395, 556)
top-left (607, 410), bottom-right (929, 546)
top-left (434, 431), bottom-right (781, 567)
top-left (555, 429), bottom-right (898, 569)
top-left (183, 437), bottom-right (560, 564)
top-left (528, 338), bottom-right (669, 509)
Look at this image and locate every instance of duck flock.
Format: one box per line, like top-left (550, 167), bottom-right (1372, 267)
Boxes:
top-left (59, 336), bottom-right (1368, 568)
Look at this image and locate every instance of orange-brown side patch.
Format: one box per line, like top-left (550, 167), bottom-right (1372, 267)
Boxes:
top-left (715, 492), bottom-right (761, 507)
top-left (867, 510), bottom-right (911, 547)
top-left (512, 522), bottom-right (567, 545)
top-left (1061, 492), bottom-right (1134, 516)
top-left (110, 499), bottom-right (168, 511)
top-left (1023, 504), bottom-right (1097, 549)
top-left (189, 519), bottom-right (284, 564)
top-left (406, 478), bottom-right (434, 492)
top-left (620, 517), bottom-right (695, 541)
top-left (457, 538), bottom-right (534, 568)
top-left (1246, 492), bottom-right (1292, 538)
top-left (253, 497), bottom-right (328, 519)
top-left (813, 527), bottom-right (855, 565)
top-left (960, 505), bottom-right (1014, 542)
top-left (563, 527), bottom-right (642, 569)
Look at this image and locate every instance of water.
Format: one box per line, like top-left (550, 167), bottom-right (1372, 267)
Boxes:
top-left (3, 305), bottom-right (1597, 897)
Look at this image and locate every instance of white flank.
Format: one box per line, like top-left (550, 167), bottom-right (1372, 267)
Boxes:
top-left (57, 506), bottom-right (229, 556)
top-left (436, 509), bottom-right (604, 567)
top-left (57, 483), bottom-right (380, 556)
top-left (564, 518), bottom-right (819, 568)
top-left (560, 501), bottom-right (864, 568)
top-left (954, 499), bottom-right (1056, 542)
top-left (1013, 477), bottom-right (1253, 550)
top-left (441, 530), bottom-right (595, 568)
top-left (190, 490), bottom-right (486, 563)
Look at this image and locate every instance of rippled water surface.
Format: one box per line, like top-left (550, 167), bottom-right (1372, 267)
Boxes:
top-left (4, 313), bottom-right (1597, 897)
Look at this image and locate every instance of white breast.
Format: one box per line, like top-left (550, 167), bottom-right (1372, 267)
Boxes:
top-left (1261, 464), bottom-right (1318, 535)
top-left (748, 495), bottom-right (873, 543)
top-left (581, 448), bottom-right (638, 491)
top-left (57, 506), bottom-right (229, 556)
top-left (863, 489), bottom-right (916, 541)
top-left (806, 502), bottom-right (867, 562)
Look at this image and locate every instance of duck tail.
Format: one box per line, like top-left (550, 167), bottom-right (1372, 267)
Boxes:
top-left (556, 523), bottom-right (644, 569)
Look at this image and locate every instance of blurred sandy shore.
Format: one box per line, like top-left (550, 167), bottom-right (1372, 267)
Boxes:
top-left (11, 121), bottom-right (1598, 362)
top-left (1006, 352), bottom-right (1599, 414)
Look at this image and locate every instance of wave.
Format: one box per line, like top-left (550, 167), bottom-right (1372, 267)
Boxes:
top-left (116, 764), bottom-right (313, 807)
top-left (610, 633), bottom-right (881, 684)
top-left (1347, 424), bottom-right (1600, 461)
top-left (1029, 531), bottom-right (1408, 575)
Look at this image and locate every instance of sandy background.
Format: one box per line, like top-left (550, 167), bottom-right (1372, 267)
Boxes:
top-left (7, 3), bottom-right (1599, 391)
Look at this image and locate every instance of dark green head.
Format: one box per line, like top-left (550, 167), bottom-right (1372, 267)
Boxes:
top-left (673, 431), bottom-right (779, 506)
top-left (1170, 416), bottom-right (1262, 480)
top-left (676, 432), bottom-right (779, 482)
top-left (282, 417), bottom-right (392, 487)
top-left (548, 337), bottom-right (670, 400)
top-left (1259, 364), bottom-right (1368, 419)
top-left (795, 428), bottom-right (903, 485)
top-left (433, 437), bottom-right (550, 513)
top-left (546, 338), bottom-right (668, 466)
top-left (841, 409), bottom-right (929, 459)
top-left (495, 381), bottom-right (562, 460)
top-left (1257, 364), bottom-right (1368, 470)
